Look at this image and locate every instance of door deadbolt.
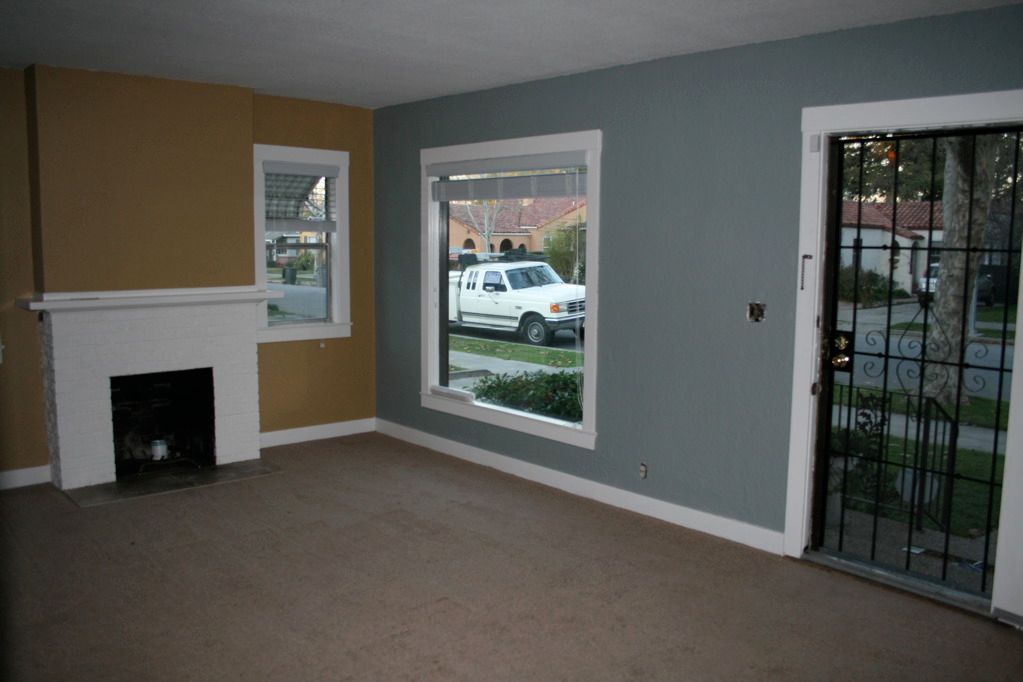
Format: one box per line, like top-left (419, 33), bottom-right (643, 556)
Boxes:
top-left (828, 330), bottom-right (853, 373)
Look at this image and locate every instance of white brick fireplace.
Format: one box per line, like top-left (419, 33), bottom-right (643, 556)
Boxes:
top-left (21, 288), bottom-right (272, 490)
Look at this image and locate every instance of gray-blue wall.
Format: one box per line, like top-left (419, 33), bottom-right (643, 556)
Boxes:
top-left (374, 6), bottom-right (1023, 532)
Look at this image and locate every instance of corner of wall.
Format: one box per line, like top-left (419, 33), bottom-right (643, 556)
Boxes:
top-left (24, 65), bottom-right (44, 292)
top-left (0, 66), bottom-right (48, 473)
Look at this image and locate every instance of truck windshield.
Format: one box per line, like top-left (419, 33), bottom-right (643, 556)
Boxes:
top-left (506, 265), bottom-right (561, 289)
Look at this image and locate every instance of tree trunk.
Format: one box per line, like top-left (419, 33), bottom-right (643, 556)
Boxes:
top-left (922, 136), bottom-right (997, 404)
top-left (467, 200), bottom-right (502, 254)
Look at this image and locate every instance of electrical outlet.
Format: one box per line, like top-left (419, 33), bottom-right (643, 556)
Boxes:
top-left (639, 463), bottom-right (648, 479)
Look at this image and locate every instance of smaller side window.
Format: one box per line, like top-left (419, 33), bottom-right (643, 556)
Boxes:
top-left (254, 144), bottom-right (351, 343)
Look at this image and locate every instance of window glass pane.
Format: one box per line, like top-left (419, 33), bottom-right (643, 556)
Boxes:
top-left (265, 233), bottom-right (330, 324)
top-left (442, 169), bottom-right (586, 424)
top-left (264, 173), bottom-right (332, 325)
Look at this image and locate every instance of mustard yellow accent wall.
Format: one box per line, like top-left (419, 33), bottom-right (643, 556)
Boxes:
top-left (253, 96), bottom-right (375, 430)
top-left (27, 66), bottom-right (254, 292)
top-left (1, 70), bottom-right (374, 472)
top-left (0, 68), bottom-right (48, 472)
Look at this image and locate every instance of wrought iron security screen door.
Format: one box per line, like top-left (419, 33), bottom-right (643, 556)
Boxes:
top-left (813, 126), bottom-right (1022, 600)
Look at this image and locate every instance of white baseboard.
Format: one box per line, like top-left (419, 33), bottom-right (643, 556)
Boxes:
top-left (376, 419), bottom-right (785, 555)
top-left (260, 418), bottom-right (377, 448)
top-left (0, 465), bottom-right (51, 490)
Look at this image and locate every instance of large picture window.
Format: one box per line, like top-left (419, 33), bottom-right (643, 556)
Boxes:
top-left (420, 131), bottom-right (601, 448)
top-left (254, 144), bottom-right (351, 342)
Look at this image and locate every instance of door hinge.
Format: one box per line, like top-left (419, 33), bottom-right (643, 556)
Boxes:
top-left (811, 382), bottom-right (820, 396)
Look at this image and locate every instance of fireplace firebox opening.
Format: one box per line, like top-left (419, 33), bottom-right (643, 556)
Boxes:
top-left (110, 368), bottom-right (216, 478)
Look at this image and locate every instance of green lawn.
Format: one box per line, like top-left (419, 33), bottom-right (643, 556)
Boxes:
top-left (449, 335), bottom-right (582, 368)
top-left (833, 432), bottom-right (1003, 537)
top-left (976, 304), bottom-right (1017, 324)
top-left (843, 386), bottom-right (1008, 431)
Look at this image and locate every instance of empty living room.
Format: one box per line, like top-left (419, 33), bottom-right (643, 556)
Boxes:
top-left (2, 1), bottom-right (1023, 679)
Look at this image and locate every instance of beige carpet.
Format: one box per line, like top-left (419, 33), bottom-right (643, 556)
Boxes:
top-left (2, 433), bottom-right (1020, 680)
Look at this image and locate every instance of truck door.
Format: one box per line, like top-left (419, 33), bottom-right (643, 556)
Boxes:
top-left (461, 270), bottom-right (515, 328)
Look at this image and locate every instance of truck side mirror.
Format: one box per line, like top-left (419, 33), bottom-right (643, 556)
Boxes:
top-left (483, 285), bottom-right (496, 292)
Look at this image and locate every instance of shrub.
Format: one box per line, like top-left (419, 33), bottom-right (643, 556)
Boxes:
top-left (837, 265), bottom-right (908, 305)
top-left (473, 370), bottom-right (582, 421)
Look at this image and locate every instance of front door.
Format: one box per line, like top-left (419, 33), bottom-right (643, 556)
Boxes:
top-left (812, 126), bottom-right (1022, 600)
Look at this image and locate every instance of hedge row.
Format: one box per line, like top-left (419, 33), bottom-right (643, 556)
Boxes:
top-left (473, 370), bottom-right (582, 422)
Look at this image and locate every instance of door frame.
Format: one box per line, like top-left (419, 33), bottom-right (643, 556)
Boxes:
top-left (784, 89), bottom-right (1023, 624)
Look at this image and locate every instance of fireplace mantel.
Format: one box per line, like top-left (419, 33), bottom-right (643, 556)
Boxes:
top-left (18, 286), bottom-right (281, 312)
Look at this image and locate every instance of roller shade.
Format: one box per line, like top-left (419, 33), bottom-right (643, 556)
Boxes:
top-left (425, 150), bottom-right (586, 178)
top-left (262, 161), bottom-right (339, 178)
top-left (432, 170), bottom-right (586, 202)
top-left (266, 218), bottom-right (336, 233)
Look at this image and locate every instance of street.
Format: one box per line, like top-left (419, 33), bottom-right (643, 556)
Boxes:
top-left (268, 283), bottom-right (327, 320)
top-left (836, 301), bottom-right (1015, 402)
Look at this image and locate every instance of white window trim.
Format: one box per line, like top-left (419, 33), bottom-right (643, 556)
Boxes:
top-left (785, 89), bottom-right (1023, 622)
top-left (254, 144), bottom-right (352, 343)
top-left (420, 130), bottom-right (601, 450)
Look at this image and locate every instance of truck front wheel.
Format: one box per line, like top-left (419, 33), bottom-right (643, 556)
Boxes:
top-left (522, 316), bottom-right (554, 346)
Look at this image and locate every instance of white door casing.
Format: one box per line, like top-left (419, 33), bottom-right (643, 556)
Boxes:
top-left (784, 89), bottom-right (1023, 623)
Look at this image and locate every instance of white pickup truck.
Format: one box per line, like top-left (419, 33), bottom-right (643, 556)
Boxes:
top-left (448, 259), bottom-right (585, 345)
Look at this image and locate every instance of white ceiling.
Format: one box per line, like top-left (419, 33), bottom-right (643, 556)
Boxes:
top-left (0, 1), bottom-right (1015, 109)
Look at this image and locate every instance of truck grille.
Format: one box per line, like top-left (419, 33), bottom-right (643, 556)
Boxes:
top-left (566, 299), bottom-right (585, 314)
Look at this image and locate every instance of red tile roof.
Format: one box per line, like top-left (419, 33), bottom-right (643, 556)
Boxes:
top-left (876, 201), bottom-right (943, 230)
top-left (449, 198), bottom-right (584, 235)
top-left (842, 200), bottom-right (945, 240)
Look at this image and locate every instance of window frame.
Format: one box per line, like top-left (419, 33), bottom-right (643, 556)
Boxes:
top-left (420, 130), bottom-right (601, 449)
top-left (254, 144), bottom-right (351, 343)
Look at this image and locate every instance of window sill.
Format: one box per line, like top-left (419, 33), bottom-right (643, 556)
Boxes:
top-left (421, 390), bottom-right (596, 450)
top-left (257, 321), bottom-right (352, 344)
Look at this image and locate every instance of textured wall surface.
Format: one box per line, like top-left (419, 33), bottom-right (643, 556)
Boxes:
top-left (0, 68), bottom-right (48, 474)
top-left (253, 95), bottom-right (376, 432)
top-left (374, 6), bottom-right (1023, 531)
top-left (27, 66), bottom-right (254, 292)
